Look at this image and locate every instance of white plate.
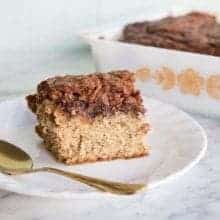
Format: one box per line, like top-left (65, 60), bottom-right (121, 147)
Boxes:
top-left (0, 96), bottom-right (207, 199)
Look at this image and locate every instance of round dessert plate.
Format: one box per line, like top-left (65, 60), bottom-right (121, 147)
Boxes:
top-left (0, 96), bottom-right (207, 199)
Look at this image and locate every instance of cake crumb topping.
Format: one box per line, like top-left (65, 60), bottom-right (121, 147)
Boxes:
top-left (27, 71), bottom-right (145, 119)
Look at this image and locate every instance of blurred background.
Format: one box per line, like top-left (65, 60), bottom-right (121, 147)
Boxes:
top-left (0, 0), bottom-right (220, 99)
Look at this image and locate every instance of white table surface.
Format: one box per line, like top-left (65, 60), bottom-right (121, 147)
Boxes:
top-left (0, 48), bottom-right (220, 220)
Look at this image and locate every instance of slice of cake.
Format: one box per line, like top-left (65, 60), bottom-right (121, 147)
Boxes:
top-left (26, 71), bottom-right (150, 164)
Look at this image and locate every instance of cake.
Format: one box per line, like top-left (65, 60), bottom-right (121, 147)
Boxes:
top-left (122, 12), bottom-right (220, 56)
top-left (26, 71), bottom-right (150, 164)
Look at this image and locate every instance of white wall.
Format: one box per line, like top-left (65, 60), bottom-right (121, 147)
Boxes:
top-left (1, 0), bottom-right (220, 52)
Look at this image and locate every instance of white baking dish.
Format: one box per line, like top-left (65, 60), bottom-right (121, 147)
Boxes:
top-left (81, 14), bottom-right (220, 118)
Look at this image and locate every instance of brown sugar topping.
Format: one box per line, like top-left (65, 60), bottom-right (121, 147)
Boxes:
top-left (26, 71), bottom-right (145, 119)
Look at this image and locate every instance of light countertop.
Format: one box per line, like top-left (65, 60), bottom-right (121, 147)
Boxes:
top-left (0, 47), bottom-right (220, 220)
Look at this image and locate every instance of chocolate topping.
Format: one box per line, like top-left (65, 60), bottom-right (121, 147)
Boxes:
top-left (26, 71), bottom-right (145, 119)
top-left (122, 12), bottom-right (220, 56)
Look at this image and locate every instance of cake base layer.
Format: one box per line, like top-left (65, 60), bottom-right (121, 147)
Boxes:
top-left (36, 101), bottom-right (149, 165)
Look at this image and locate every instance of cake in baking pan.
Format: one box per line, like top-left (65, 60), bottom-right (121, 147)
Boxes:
top-left (122, 12), bottom-right (220, 56)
